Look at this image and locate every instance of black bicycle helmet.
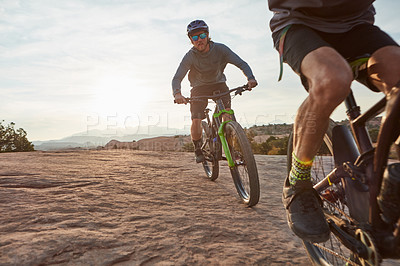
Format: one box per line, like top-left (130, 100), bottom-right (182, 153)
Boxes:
top-left (187, 20), bottom-right (209, 36)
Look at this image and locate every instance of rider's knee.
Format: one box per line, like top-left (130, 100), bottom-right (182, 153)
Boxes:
top-left (309, 72), bottom-right (352, 108)
top-left (192, 118), bottom-right (202, 126)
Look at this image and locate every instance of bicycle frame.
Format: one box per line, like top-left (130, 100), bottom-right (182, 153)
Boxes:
top-left (197, 86), bottom-right (248, 168)
top-left (314, 83), bottom-right (400, 256)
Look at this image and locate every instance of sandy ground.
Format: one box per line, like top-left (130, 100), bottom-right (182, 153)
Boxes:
top-left (0, 150), bottom-right (312, 265)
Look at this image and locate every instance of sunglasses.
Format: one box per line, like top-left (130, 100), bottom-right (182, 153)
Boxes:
top-left (191, 32), bottom-right (207, 41)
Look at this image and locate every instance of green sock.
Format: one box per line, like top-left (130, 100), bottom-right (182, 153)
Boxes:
top-left (289, 152), bottom-right (313, 185)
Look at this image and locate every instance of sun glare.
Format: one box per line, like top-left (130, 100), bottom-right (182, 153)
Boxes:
top-left (93, 75), bottom-right (148, 116)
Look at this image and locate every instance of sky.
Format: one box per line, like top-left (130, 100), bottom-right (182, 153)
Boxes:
top-left (1, 0), bottom-right (400, 141)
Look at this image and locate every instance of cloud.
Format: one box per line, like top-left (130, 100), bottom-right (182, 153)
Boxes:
top-left (1, 0), bottom-right (399, 140)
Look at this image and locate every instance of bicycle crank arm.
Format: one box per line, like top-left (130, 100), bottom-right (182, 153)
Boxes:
top-left (327, 219), bottom-right (369, 259)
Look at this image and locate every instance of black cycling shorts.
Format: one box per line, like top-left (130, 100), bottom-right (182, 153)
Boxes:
top-left (272, 23), bottom-right (399, 77)
top-left (190, 82), bottom-right (231, 120)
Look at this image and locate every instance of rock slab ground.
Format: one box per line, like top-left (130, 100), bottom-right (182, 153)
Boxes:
top-left (1, 150), bottom-right (311, 265)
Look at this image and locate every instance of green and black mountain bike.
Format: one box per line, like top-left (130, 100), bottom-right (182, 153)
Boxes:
top-left (186, 85), bottom-right (260, 207)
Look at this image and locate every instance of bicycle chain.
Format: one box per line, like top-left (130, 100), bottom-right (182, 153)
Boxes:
top-left (312, 243), bottom-right (360, 266)
top-left (321, 197), bottom-right (356, 224)
top-left (319, 198), bottom-right (382, 265)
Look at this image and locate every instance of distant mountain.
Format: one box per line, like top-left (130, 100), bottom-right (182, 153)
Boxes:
top-left (33, 126), bottom-right (190, 151)
top-left (33, 141), bottom-right (97, 151)
top-left (104, 135), bottom-right (192, 152)
top-left (33, 117), bottom-right (383, 151)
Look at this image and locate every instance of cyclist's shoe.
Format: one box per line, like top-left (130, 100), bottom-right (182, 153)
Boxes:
top-left (282, 176), bottom-right (330, 243)
top-left (193, 139), bottom-right (205, 163)
top-left (194, 148), bottom-right (205, 163)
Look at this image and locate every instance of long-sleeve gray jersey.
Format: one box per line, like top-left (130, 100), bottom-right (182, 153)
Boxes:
top-left (172, 41), bottom-right (255, 97)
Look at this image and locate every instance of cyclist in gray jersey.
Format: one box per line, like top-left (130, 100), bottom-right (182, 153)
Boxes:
top-left (173, 20), bottom-right (257, 163)
top-left (268, 0), bottom-right (400, 243)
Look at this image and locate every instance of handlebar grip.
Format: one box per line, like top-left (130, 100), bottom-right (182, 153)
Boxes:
top-left (174, 98), bottom-right (190, 104)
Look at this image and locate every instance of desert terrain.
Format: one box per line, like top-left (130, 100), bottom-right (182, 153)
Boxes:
top-left (1, 149), bottom-right (311, 265)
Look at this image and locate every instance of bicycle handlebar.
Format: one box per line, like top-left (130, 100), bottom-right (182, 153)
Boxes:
top-left (174, 84), bottom-right (250, 103)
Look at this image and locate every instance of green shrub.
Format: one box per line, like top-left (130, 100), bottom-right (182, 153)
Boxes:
top-left (0, 121), bottom-right (34, 152)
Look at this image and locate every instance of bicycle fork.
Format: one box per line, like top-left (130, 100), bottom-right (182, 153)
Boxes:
top-left (214, 109), bottom-right (235, 168)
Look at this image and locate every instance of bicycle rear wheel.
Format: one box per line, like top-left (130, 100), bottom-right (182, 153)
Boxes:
top-left (287, 120), bottom-right (367, 265)
top-left (201, 121), bottom-right (219, 181)
top-left (225, 121), bottom-right (260, 206)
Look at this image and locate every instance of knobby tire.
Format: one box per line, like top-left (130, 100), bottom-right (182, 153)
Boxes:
top-left (201, 121), bottom-right (219, 181)
top-left (225, 121), bottom-right (260, 207)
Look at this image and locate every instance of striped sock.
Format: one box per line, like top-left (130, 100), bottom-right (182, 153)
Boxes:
top-left (289, 152), bottom-right (314, 185)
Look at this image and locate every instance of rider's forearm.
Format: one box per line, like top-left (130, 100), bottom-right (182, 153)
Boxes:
top-left (224, 47), bottom-right (255, 81)
top-left (172, 55), bottom-right (191, 97)
top-left (240, 63), bottom-right (256, 81)
top-left (172, 86), bottom-right (181, 97)
top-left (172, 74), bottom-right (184, 97)
top-left (232, 57), bottom-right (255, 81)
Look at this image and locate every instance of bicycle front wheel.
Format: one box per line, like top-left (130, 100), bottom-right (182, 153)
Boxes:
top-left (225, 121), bottom-right (260, 207)
top-left (201, 121), bottom-right (219, 181)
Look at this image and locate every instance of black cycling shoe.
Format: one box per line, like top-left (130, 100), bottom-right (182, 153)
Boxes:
top-left (193, 139), bottom-right (205, 163)
top-left (194, 148), bottom-right (205, 163)
top-left (282, 176), bottom-right (330, 243)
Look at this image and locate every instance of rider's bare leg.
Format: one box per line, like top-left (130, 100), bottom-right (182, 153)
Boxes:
top-left (292, 45), bottom-right (400, 165)
top-left (293, 47), bottom-right (353, 163)
top-left (191, 118), bottom-right (202, 141)
top-left (284, 46), bottom-right (353, 243)
top-left (222, 108), bottom-right (232, 122)
top-left (368, 46), bottom-right (400, 155)
top-left (192, 107), bottom-right (232, 140)
top-left (368, 45), bottom-right (400, 95)
top-left (191, 118), bottom-right (205, 162)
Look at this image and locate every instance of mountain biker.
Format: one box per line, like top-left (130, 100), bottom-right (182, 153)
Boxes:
top-left (267, 0), bottom-right (400, 243)
top-left (172, 19), bottom-right (258, 163)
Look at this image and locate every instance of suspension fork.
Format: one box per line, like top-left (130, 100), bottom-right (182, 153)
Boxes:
top-left (213, 108), bottom-right (236, 168)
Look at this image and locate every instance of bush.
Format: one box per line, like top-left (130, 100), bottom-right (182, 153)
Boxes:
top-left (182, 142), bottom-right (194, 152)
top-left (0, 121), bottom-right (34, 152)
top-left (252, 136), bottom-right (289, 155)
